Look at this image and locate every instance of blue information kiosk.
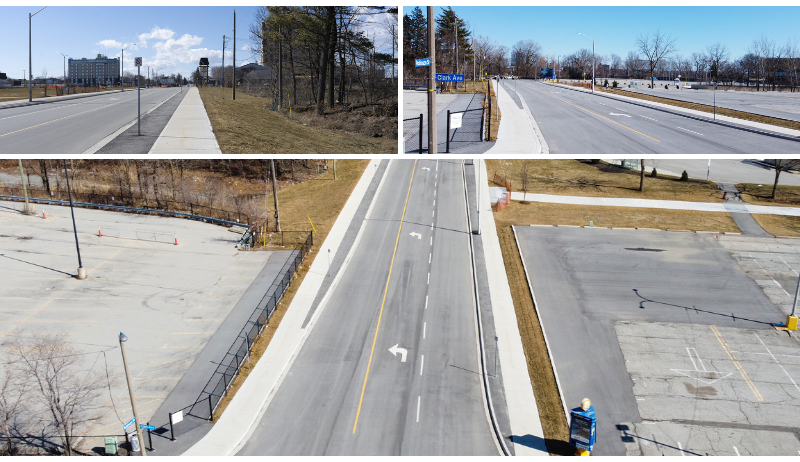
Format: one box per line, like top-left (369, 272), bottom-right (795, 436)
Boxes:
top-left (569, 398), bottom-right (597, 456)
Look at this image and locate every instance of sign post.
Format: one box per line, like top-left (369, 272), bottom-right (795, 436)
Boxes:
top-left (135, 57), bottom-right (142, 135)
top-left (569, 398), bottom-right (597, 456)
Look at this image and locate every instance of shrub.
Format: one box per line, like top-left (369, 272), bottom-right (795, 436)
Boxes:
top-left (612, 80), bottom-right (618, 88)
top-left (650, 168), bottom-right (658, 178)
top-left (680, 170), bottom-right (689, 181)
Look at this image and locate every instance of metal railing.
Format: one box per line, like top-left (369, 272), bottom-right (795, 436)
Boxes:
top-left (403, 113), bottom-right (423, 153)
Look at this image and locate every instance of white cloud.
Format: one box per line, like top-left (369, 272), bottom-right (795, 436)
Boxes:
top-left (241, 45), bottom-right (249, 51)
top-left (138, 26), bottom-right (175, 47)
top-left (97, 39), bottom-right (122, 49)
top-left (151, 34), bottom-right (221, 66)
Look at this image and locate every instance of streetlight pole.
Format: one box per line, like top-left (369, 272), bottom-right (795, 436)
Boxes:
top-left (29, 6), bottom-right (47, 102)
top-left (62, 160), bottom-right (85, 280)
top-left (578, 33), bottom-right (595, 93)
top-left (119, 333), bottom-right (147, 456)
top-left (121, 44), bottom-right (136, 91)
top-left (59, 52), bottom-right (68, 89)
top-left (18, 160), bottom-right (31, 215)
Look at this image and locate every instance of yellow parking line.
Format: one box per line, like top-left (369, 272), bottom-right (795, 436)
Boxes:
top-left (710, 325), bottom-right (763, 401)
top-left (353, 159), bottom-right (418, 434)
top-left (0, 298), bottom-right (53, 337)
top-left (534, 88), bottom-right (660, 142)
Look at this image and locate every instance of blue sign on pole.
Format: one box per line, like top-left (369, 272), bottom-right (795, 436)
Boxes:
top-left (415, 58), bottom-right (431, 67)
top-left (568, 405), bottom-right (597, 452)
top-left (140, 424), bottom-right (156, 431)
top-left (123, 417), bottom-right (136, 431)
top-left (435, 74), bottom-right (465, 82)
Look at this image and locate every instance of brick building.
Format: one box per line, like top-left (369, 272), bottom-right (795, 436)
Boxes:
top-left (68, 54), bottom-right (120, 86)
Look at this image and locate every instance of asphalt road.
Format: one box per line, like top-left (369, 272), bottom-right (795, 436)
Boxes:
top-left (0, 87), bottom-right (183, 154)
top-left (517, 81), bottom-right (800, 153)
top-left (514, 226), bottom-right (784, 456)
top-left (237, 159), bottom-right (499, 456)
top-left (649, 159), bottom-right (800, 186)
top-left (621, 87), bottom-right (800, 122)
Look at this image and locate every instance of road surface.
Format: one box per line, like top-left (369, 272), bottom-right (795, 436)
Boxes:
top-left (0, 87), bottom-right (183, 153)
top-left (513, 81), bottom-right (800, 153)
top-left (236, 159), bottom-right (499, 456)
top-left (650, 159), bottom-right (800, 186)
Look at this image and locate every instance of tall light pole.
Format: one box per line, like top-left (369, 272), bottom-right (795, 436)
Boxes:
top-left (18, 160), bottom-right (31, 215)
top-left (119, 333), bottom-right (147, 456)
top-left (121, 44), bottom-right (136, 91)
top-left (63, 160), bottom-right (85, 280)
top-left (578, 32), bottom-right (595, 93)
top-left (29, 6), bottom-right (47, 102)
top-left (58, 52), bottom-right (68, 88)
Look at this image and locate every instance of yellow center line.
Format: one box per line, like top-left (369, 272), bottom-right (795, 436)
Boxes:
top-left (0, 94), bottom-right (140, 138)
top-left (353, 159), bottom-right (418, 434)
top-left (710, 325), bottom-right (763, 401)
top-left (534, 88), bottom-right (660, 142)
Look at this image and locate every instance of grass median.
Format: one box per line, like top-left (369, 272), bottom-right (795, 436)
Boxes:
top-left (199, 87), bottom-right (396, 154)
top-left (0, 86), bottom-right (124, 102)
top-left (211, 159), bottom-right (370, 420)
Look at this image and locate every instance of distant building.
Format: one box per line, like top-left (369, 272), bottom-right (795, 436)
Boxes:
top-left (199, 58), bottom-right (210, 85)
top-left (69, 54), bottom-right (120, 86)
top-left (238, 62), bottom-right (272, 81)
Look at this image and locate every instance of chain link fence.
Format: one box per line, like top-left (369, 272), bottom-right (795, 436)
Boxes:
top-left (403, 113), bottom-right (423, 153)
top-left (445, 107), bottom-right (485, 153)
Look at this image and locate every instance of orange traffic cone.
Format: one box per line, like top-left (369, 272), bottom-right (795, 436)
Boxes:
top-left (98, 227), bottom-right (102, 237)
top-left (42, 211), bottom-right (46, 219)
top-left (174, 233), bottom-right (178, 245)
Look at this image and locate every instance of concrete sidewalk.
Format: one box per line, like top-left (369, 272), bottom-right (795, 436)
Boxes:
top-left (478, 159), bottom-right (548, 455)
top-left (509, 191), bottom-right (800, 217)
top-left (149, 87), bottom-right (221, 154)
top-left (486, 79), bottom-right (546, 154)
top-left (183, 160), bottom-right (383, 456)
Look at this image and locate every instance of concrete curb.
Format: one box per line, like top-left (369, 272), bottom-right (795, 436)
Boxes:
top-left (149, 87), bottom-right (221, 154)
top-left (479, 160), bottom-right (548, 456)
top-left (182, 160), bottom-right (382, 456)
top-left (0, 88), bottom-right (126, 110)
top-left (486, 80), bottom-right (542, 154)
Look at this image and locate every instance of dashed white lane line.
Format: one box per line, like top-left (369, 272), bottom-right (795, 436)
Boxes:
top-left (416, 396), bottom-right (421, 423)
top-left (434, 189), bottom-right (436, 196)
top-left (429, 253), bottom-right (431, 264)
top-left (677, 126), bottom-right (704, 136)
top-left (425, 295), bottom-right (428, 310)
top-left (639, 115), bottom-right (657, 121)
top-left (420, 354), bottom-right (424, 375)
top-left (733, 446), bottom-right (740, 456)
top-left (433, 199), bottom-right (435, 207)
top-left (427, 272), bottom-right (430, 285)
top-left (430, 236), bottom-right (432, 245)
top-left (432, 210), bottom-right (435, 218)
top-left (423, 322), bottom-right (426, 339)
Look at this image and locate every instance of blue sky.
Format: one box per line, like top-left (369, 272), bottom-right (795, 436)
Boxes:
top-left (404, 6), bottom-right (800, 62)
top-left (3, 6), bottom-right (396, 80)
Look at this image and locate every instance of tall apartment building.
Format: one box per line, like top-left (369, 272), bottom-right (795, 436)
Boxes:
top-left (68, 54), bottom-right (120, 86)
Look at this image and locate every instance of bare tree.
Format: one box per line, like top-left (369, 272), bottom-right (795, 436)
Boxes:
top-left (771, 160), bottom-right (800, 199)
top-left (7, 334), bottom-right (106, 456)
top-left (610, 53), bottom-right (622, 78)
top-left (624, 51), bottom-right (642, 79)
top-left (639, 159), bottom-right (646, 192)
top-left (636, 30), bottom-right (677, 88)
top-left (0, 367), bottom-right (29, 455)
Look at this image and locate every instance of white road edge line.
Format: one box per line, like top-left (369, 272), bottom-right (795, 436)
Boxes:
top-left (416, 396), bottom-right (421, 423)
top-left (676, 126), bottom-right (704, 136)
top-left (420, 355), bottom-right (424, 376)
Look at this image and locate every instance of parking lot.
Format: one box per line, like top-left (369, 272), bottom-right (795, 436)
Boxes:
top-left (0, 200), bottom-right (273, 452)
top-left (514, 225), bottom-right (797, 456)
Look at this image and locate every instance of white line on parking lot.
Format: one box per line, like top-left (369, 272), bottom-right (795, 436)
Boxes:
top-left (678, 441), bottom-right (684, 456)
top-left (778, 255), bottom-right (797, 275)
top-left (677, 127), bottom-right (704, 136)
top-left (755, 332), bottom-right (800, 395)
top-left (734, 446), bottom-right (740, 456)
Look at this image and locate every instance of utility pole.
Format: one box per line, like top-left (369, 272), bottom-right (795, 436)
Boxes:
top-left (454, 13), bottom-right (458, 89)
top-left (119, 333), bottom-right (147, 456)
top-left (427, 6), bottom-right (437, 154)
top-left (278, 25), bottom-right (283, 108)
top-left (270, 160), bottom-right (281, 232)
top-left (18, 160), bottom-right (31, 215)
top-left (63, 160), bottom-right (85, 280)
top-left (391, 24), bottom-right (395, 86)
top-left (222, 35), bottom-right (226, 88)
top-left (233, 9), bottom-right (236, 100)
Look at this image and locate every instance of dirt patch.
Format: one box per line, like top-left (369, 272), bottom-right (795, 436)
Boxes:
top-left (282, 102), bottom-right (398, 140)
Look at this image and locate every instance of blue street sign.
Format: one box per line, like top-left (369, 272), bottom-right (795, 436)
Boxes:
top-left (123, 417), bottom-right (136, 431)
top-left (415, 58), bottom-right (431, 67)
top-left (568, 405), bottom-right (597, 451)
top-left (435, 74), bottom-right (465, 82)
top-left (140, 424), bottom-right (156, 431)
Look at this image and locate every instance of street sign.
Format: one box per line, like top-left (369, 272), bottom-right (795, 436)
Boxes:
top-left (170, 410), bottom-right (183, 425)
top-left (450, 112), bottom-right (463, 129)
top-left (415, 58), bottom-right (431, 67)
top-left (134, 57), bottom-right (142, 67)
top-left (435, 74), bottom-right (465, 82)
top-left (140, 424), bottom-right (156, 431)
top-left (123, 417), bottom-right (136, 431)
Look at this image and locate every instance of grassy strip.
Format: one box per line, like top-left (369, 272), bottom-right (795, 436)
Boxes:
top-left (199, 87), bottom-right (396, 154)
top-left (486, 159), bottom-right (724, 203)
top-left (595, 86), bottom-right (800, 132)
top-left (211, 159), bottom-right (370, 420)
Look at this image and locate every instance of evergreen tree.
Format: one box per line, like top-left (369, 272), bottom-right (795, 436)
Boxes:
top-left (435, 7), bottom-right (472, 75)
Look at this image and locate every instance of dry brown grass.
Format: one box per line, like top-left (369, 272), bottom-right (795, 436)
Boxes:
top-left (596, 87), bottom-right (800, 132)
top-left (198, 87), bottom-right (396, 154)
top-left (211, 159), bottom-right (370, 419)
top-left (750, 214), bottom-right (800, 237)
top-left (735, 183), bottom-right (800, 237)
top-left (487, 159), bottom-right (725, 202)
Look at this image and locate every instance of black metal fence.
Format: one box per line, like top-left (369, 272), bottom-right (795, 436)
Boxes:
top-left (158, 231), bottom-right (313, 439)
top-left (446, 107), bottom-right (485, 153)
top-left (403, 113), bottom-right (424, 153)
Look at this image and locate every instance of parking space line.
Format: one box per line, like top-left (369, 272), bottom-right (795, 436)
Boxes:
top-left (711, 325), bottom-right (764, 401)
top-left (734, 446), bottom-right (740, 456)
top-left (754, 332), bottom-right (800, 396)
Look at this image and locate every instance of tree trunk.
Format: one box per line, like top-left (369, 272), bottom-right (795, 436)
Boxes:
top-left (772, 163), bottom-right (782, 200)
top-left (328, 11), bottom-right (337, 108)
top-left (639, 159), bottom-right (645, 192)
top-left (316, 6), bottom-right (335, 115)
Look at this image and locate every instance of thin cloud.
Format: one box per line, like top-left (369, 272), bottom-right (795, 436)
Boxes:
top-left (138, 26), bottom-right (175, 47)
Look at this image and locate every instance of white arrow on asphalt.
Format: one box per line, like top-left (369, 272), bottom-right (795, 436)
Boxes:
top-left (410, 232), bottom-right (421, 239)
top-left (422, 167), bottom-right (430, 171)
top-left (609, 113), bottom-right (631, 117)
top-left (671, 347), bottom-right (731, 385)
top-left (389, 344), bottom-right (407, 362)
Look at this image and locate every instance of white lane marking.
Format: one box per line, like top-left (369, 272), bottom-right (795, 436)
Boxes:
top-left (434, 189), bottom-right (436, 197)
top-left (429, 253), bottom-right (431, 264)
top-left (677, 127), bottom-right (704, 136)
top-left (422, 167), bottom-right (430, 171)
top-left (432, 210), bottom-right (435, 218)
top-left (410, 232), bottom-right (421, 239)
top-left (678, 441), bottom-right (684, 456)
top-left (749, 254), bottom-right (791, 296)
top-left (430, 222), bottom-right (433, 231)
top-left (609, 112), bottom-right (631, 117)
top-left (423, 322), bottom-right (426, 338)
top-left (778, 255), bottom-right (797, 275)
top-left (636, 398), bottom-right (646, 401)
top-left (388, 344), bottom-right (407, 362)
top-left (733, 446), bottom-right (740, 456)
top-left (416, 396), bottom-right (421, 422)
top-left (639, 115), bottom-right (657, 121)
top-left (427, 272), bottom-right (430, 284)
top-left (435, 181), bottom-right (437, 188)
top-left (430, 236), bottom-right (432, 246)
top-left (433, 199), bottom-right (435, 207)
top-left (425, 295), bottom-right (428, 310)
top-left (755, 332), bottom-right (800, 395)
top-left (420, 355), bottom-right (424, 375)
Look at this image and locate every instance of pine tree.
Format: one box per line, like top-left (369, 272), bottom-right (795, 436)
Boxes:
top-left (435, 7), bottom-right (472, 75)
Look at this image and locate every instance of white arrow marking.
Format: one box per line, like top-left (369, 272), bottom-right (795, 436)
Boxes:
top-left (410, 232), bottom-right (421, 239)
top-left (609, 113), bottom-right (631, 117)
top-left (422, 167), bottom-right (430, 171)
top-left (671, 347), bottom-right (732, 385)
top-left (389, 344), bottom-right (407, 362)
